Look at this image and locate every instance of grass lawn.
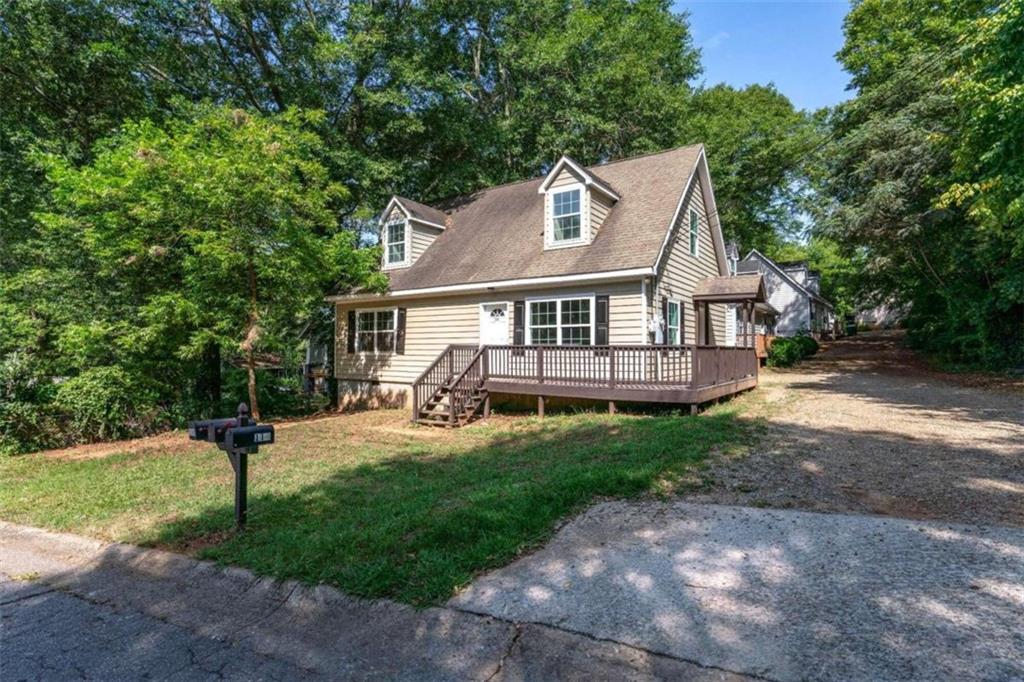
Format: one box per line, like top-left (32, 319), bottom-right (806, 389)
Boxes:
top-left (0, 406), bottom-right (759, 605)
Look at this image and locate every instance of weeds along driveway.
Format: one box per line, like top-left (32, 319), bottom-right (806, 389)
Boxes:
top-left (693, 331), bottom-right (1024, 526)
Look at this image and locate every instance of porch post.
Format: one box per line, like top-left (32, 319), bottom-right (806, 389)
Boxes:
top-left (538, 395), bottom-right (545, 418)
top-left (693, 302), bottom-right (701, 345)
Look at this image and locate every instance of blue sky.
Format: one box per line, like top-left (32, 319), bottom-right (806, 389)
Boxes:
top-left (676, 1), bottom-right (853, 111)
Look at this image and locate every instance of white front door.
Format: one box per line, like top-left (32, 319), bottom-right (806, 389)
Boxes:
top-left (479, 303), bottom-right (509, 346)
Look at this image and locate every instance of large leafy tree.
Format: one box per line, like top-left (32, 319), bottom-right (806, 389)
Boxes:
top-left (683, 83), bottom-right (817, 251)
top-left (38, 106), bottom-right (376, 419)
top-left (820, 0), bottom-right (1020, 367)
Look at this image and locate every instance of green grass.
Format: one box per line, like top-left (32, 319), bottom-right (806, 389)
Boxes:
top-left (0, 407), bottom-right (758, 605)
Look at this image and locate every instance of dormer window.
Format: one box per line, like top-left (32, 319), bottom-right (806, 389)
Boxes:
top-left (385, 219), bottom-right (407, 266)
top-left (539, 155), bottom-right (619, 251)
top-left (553, 188), bottom-right (582, 242)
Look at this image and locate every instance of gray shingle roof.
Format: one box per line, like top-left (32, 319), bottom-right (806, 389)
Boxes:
top-left (385, 145), bottom-right (704, 291)
top-left (393, 197), bottom-right (447, 227)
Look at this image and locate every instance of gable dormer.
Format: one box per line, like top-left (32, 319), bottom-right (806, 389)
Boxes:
top-left (538, 155), bottom-right (619, 250)
top-left (380, 196), bottom-right (447, 270)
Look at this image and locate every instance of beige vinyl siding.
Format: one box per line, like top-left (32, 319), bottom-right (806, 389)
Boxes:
top-left (410, 223), bottom-right (442, 262)
top-left (550, 167), bottom-right (583, 188)
top-left (335, 281), bottom-right (643, 385)
top-left (591, 192), bottom-right (613, 234)
top-left (654, 172), bottom-right (727, 344)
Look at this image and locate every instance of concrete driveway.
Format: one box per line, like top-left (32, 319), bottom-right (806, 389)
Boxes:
top-left (450, 501), bottom-right (1024, 681)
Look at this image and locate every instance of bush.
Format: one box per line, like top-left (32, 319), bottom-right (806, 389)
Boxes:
top-left (221, 367), bottom-right (330, 418)
top-left (766, 338), bottom-right (804, 367)
top-left (54, 366), bottom-right (164, 443)
top-left (0, 353), bottom-right (63, 455)
top-left (794, 334), bottom-right (819, 356)
top-left (767, 334), bottom-right (821, 367)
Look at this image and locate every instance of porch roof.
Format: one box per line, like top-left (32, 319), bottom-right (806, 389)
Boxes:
top-left (692, 274), bottom-right (767, 303)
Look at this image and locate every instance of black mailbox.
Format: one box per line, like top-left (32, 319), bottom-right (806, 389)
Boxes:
top-left (187, 403), bottom-right (274, 530)
top-left (226, 424), bottom-right (274, 451)
top-left (187, 417), bottom-right (237, 443)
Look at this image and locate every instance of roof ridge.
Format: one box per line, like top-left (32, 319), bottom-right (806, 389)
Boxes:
top-left (585, 143), bottom-right (703, 172)
top-left (426, 143), bottom-right (704, 210)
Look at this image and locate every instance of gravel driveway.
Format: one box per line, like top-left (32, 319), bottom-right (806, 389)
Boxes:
top-left (693, 331), bottom-right (1024, 526)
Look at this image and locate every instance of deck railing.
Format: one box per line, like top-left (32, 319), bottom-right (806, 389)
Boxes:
top-left (410, 344), bottom-right (478, 420)
top-left (447, 347), bottom-right (486, 425)
top-left (412, 343), bottom-right (757, 420)
top-left (485, 345), bottom-right (697, 387)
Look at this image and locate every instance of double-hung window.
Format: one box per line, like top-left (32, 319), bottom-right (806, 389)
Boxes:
top-left (385, 220), bottom-right (406, 265)
top-left (688, 208), bottom-right (699, 257)
top-left (552, 188), bottom-right (582, 243)
top-left (356, 309), bottom-right (396, 352)
top-left (666, 300), bottom-right (681, 345)
top-left (527, 297), bottom-right (592, 345)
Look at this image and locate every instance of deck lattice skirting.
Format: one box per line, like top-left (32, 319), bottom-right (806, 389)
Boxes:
top-left (412, 344), bottom-right (757, 426)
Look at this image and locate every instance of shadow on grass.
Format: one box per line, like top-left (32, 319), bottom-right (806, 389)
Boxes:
top-left (146, 410), bottom-right (755, 605)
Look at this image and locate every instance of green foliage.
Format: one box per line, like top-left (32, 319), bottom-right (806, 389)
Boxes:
top-left (54, 366), bottom-right (162, 443)
top-left (820, 0), bottom-right (1021, 369)
top-left (794, 334), bottom-right (819, 357)
top-left (36, 104), bottom-right (357, 420)
top-left (0, 354), bottom-right (61, 455)
top-left (683, 84), bottom-right (819, 251)
top-left (766, 335), bottom-right (817, 368)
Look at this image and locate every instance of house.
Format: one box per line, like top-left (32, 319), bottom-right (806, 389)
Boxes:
top-left (738, 250), bottom-right (835, 338)
top-left (326, 145), bottom-right (765, 425)
top-left (722, 241), bottom-right (779, 357)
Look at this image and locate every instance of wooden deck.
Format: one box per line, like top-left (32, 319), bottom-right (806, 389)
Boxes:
top-left (412, 344), bottom-right (758, 425)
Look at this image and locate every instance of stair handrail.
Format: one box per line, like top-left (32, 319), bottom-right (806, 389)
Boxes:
top-left (447, 346), bottom-right (487, 426)
top-left (411, 344), bottom-right (454, 420)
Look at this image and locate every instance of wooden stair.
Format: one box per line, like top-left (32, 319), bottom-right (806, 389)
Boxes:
top-left (414, 383), bottom-right (488, 427)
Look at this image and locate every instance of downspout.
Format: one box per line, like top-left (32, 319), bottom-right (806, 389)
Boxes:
top-left (640, 278), bottom-right (648, 345)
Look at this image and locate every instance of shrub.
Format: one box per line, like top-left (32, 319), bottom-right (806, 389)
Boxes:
top-left (54, 366), bottom-right (164, 442)
top-left (766, 338), bottom-right (804, 367)
top-left (0, 353), bottom-right (63, 455)
top-left (794, 334), bottom-right (819, 356)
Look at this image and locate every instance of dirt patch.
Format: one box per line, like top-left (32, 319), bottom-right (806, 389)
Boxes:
top-left (693, 331), bottom-right (1024, 527)
top-left (39, 431), bottom-right (206, 461)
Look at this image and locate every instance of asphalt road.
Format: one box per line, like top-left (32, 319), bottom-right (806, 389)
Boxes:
top-left (0, 522), bottom-right (747, 681)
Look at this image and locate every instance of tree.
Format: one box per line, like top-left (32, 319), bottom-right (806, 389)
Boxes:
top-left (39, 105), bottom-right (373, 419)
top-left (819, 0), bottom-right (1020, 367)
top-left (682, 84), bottom-right (817, 251)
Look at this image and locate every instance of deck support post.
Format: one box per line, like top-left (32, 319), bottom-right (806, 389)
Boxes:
top-left (483, 394), bottom-right (491, 419)
top-left (609, 401), bottom-right (616, 415)
top-left (689, 403), bottom-right (698, 416)
top-left (538, 395), bottom-right (545, 418)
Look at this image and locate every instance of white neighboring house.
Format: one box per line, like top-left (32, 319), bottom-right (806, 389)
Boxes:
top-left (738, 250), bottom-right (835, 338)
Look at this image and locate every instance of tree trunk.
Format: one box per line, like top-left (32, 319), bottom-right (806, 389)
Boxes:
top-left (246, 352), bottom-right (259, 421)
top-left (243, 259), bottom-right (261, 421)
top-left (199, 341), bottom-right (222, 413)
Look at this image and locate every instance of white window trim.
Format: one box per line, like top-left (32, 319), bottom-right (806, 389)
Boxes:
top-left (666, 299), bottom-right (682, 345)
top-left (525, 294), bottom-right (596, 346)
top-left (544, 182), bottom-right (590, 250)
top-left (354, 307), bottom-right (398, 354)
top-left (688, 208), bottom-right (700, 258)
top-left (382, 218), bottom-right (410, 270)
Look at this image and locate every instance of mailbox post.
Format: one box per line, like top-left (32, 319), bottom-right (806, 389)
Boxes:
top-left (187, 402), bottom-right (274, 530)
